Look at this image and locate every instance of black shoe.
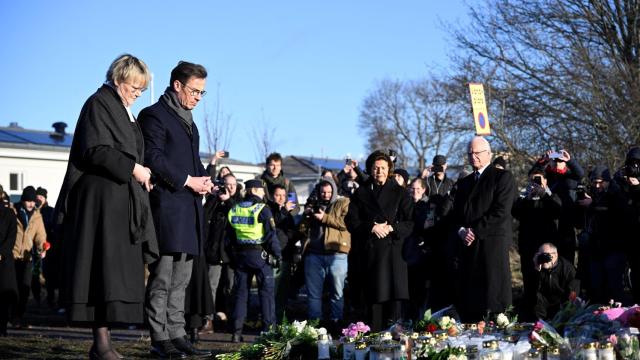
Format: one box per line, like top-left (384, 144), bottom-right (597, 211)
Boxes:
top-left (231, 334), bottom-right (244, 343)
top-left (189, 328), bottom-right (199, 344)
top-left (171, 336), bottom-right (212, 357)
top-left (150, 340), bottom-right (187, 359)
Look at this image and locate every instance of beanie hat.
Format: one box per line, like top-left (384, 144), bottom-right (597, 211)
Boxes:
top-left (432, 155), bottom-right (447, 166)
top-left (626, 147), bottom-right (640, 162)
top-left (589, 165), bottom-right (611, 182)
top-left (21, 186), bottom-right (37, 202)
top-left (36, 187), bottom-right (48, 198)
top-left (493, 156), bottom-right (507, 169)
top-left (394, 169), bottom-right (409, 185)
top-left (244, 179), bottom-right (264, 190)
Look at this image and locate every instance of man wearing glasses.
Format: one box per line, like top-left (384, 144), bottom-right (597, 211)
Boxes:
top-left (139, 61), bottom-right (213, 358)
top-left (451, 136), bottom-right (516, 322)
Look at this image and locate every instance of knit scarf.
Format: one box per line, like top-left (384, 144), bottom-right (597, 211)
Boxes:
top-left (160, 87), bottom-right (193, 135)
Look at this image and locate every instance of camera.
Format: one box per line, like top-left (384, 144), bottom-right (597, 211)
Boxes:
top-left (388, 149), bottom-right (398, 163)
top-left (575, 184), bottom-right (587, 200)
top-left (222, 151), bottom-right (230, 158)
top-left (214, 179), bottom-right (226, 195)
top-left (305, 193), bottom-right (328, 215)
top-left (432, 165), bottom-right (444, 173)
top-left (532, 176), bottom-right (543, 186)
top-left (624, 160), bottom-right (640, 178)
top-left (537, 252), bottom-right (553, 264)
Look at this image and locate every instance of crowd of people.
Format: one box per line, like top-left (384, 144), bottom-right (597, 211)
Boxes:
top-left (1, 53), bottom-right (640, 360)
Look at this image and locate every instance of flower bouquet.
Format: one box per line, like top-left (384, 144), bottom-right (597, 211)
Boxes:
top-left (340, 322), bottom-right (370, 360)
top-left (216, 319), bottom-right (322, 360)
top-left (528, 320), bottom-right (567, 349)
top-left (613, 328), bottom-right (640, 360)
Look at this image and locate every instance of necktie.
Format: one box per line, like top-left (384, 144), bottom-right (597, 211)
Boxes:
top-left (474, 171), bottom-right (480, 184)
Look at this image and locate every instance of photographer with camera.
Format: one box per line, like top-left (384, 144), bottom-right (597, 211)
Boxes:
top-left (198, 173), bottom-right (242, 335)
top-left (268, 184), bottom-right (301, 321)
top-left (299, 179), bottom-right (350, 334)
top-left (512, 165), bottom-right (562, 320)
top-left (532, 243), bottom-right (579, 320)
top-left (422, 155), bottom-right (454, 198)
top-left (614, 147), bottom-right (640, 304)
top-left (575, 165), bottom-right (627, 304)
top-left (227, 180), bottom-right (281, 342)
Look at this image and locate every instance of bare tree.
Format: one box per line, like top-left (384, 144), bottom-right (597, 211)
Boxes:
top-left (449, 0), bottom-right (640, 170)
top-left (202, 84), bottom-right (234, 155)
top-left (359, 77), bottom-right (468, 170)
top-left (251, 109), bottom-right (279, 163)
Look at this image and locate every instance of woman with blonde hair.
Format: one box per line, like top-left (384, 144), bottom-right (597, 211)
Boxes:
top-left (56, 54), bottom-right (158, 359)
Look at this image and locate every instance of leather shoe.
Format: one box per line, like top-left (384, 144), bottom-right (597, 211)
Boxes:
top-left (198, 319), bottom-right (214, 334)
top-left (231, 334), bottom-right (244, 343)
top-left (171, 336), bottom-right (212, 357)
top-left (150, 340), bottom-right (187, 359)
top-left (189, 328), bottom-right (199, 344)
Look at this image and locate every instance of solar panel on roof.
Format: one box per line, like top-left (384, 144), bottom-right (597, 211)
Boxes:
top-left (0, 128), bottom-right (72, 147)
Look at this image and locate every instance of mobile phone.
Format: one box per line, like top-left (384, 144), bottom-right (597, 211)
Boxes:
top-left (533, 177), bottom-right (542, 185)
top-left (345, 158), bottom-right (352, 164)
top-left (287, 192), bottom-right (296, 203)
top-left (549, 151), bottom-right (563, 160)
top-left (222, 151), bottom-right (230, 158)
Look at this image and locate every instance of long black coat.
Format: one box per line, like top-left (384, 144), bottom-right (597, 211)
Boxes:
top-left (452, 165), bottom-right (516, 322)
top-left (347, 178), bottom-right (414, 303)
top-left (139, 100), bottom-right (208, 255)
top-left (0, 206), bottom-right (17, 297)
top-left (56, 85), bottom-right (156, 323)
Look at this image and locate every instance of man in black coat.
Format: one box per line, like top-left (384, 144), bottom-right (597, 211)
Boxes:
top-left (512, 166), bottom-right (562, 320)
top-left (0, 202), bottom-right (17, 336)
top-left (139, 61), bottom-right (212, 358)
top-left (533, 243), bottom-right (579, 319)
top-left (452, 136), bottom-right (516, 322)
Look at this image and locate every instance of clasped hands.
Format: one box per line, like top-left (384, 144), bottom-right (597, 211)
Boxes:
top-left (186, 176), bottom-right (214, 195)
top-left (133, 163), bottom-right (153, 192)
top-left (458, 227), bottom-right (476, 246)
top-left (371, 221), bottom-right (394, 239)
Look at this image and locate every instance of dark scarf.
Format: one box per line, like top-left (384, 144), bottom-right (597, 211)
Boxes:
top-left (160, 87), bottom-right (193, 135)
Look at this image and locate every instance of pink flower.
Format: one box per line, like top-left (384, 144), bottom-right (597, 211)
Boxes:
top-left (608, 334), bottom-right (618, 345)
top-left (534, 321), bottom-right (544, 332)
top-left (355, 322), bottom-right (370, 333)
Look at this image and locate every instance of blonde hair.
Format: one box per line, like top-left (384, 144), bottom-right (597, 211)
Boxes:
top-left (105, 54), bottom-right (150, 87)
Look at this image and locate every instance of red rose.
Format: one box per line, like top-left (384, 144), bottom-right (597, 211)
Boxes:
top-left (427, 323), bottom-right (438, 333)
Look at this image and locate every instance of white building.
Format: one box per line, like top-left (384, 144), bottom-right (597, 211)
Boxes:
top-left (0, 123), bottom-right (262, 205)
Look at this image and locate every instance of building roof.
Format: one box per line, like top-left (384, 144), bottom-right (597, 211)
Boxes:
top-left (0, 123), bottom-right (72, 149)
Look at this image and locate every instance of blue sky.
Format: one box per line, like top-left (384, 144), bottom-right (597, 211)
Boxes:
top-left (0, 1), bottom-right (470, 164)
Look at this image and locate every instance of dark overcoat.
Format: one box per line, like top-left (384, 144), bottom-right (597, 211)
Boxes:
top-left (452, 165), bottom-right (516, 322)
top-left (346, 178), bottom-right (414, 303)
top-left (56, 85), bottom-right (156, 323)
top-left (138, 101), bottom-right (208, 256)
top-left (0, 206), bottom-right (17, 297)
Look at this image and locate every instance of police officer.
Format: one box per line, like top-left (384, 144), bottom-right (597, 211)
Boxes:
top-left (228, 179), bottom-right (281, 343)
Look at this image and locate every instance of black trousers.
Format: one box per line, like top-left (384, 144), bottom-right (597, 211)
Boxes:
top-left (370, 300), bottom-right (405, 332)
top-left (13, 260), bottom-right (32, 320)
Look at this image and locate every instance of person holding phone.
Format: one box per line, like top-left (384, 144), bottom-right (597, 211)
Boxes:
top-left (538, 149), bottom-right (585, 264)
top-left (512, 165), bottom-right (562, 320)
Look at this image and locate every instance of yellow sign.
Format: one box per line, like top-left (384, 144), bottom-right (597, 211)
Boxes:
top-left (468, 83), bottom-right (491, 135)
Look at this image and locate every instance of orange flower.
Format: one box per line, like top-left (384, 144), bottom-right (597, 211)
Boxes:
top-left (477, 321), bottom-right (486, 335)
top-left (447, 326), bottom-right (458, 336)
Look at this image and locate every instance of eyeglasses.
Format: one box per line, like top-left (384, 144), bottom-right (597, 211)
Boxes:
top-left (126, 83), bottom-right (147, 94)
top-left (467, 150), bottom-right (489, 157)
top-left (181, 83), bottom-right (206, 97)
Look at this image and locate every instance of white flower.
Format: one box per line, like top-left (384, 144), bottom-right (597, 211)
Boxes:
top-left (308, 327), bottom-right (318, 338)
top-left (438, 316), bottom-right (452, 329)
top-left (496, 313), bottom-right (510, 327)
top-left (381, 332), bottom-right (392, 341)
top-left (292, 320), bottom-right (307, 334)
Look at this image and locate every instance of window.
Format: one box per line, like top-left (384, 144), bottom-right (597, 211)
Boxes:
top-left (9, 173), bottom-right (22, 191)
